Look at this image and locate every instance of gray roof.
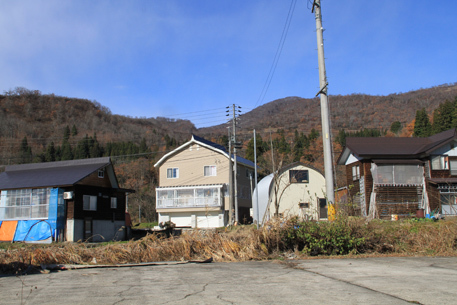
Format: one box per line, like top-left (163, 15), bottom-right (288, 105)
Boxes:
top-left (0, 157), bottom-right (113, 190)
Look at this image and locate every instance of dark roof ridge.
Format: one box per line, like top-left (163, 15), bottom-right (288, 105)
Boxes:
top-left (191, 134), bottom-right (227, 153)
top-left (340, 128), bottom-right (457, 162)
top-left (6, 157), bottom-right (111, 172)
top-left (417, 128), bottom-right (457, 154)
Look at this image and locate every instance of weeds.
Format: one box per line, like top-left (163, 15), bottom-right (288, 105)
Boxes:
top-left (1, 216), bottom-right (456, 274)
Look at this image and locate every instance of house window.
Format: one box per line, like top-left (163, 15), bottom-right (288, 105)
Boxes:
top-left (83, 195), bottom-right (97, 211)
top-left (450, 160), bottom-right (457, 176)
top-left (289, 170), bottom-right (309, 183)
top-left (373, 164), bottom-right (423, 185)
top-left (439, 192), bottom-right (457, 215)
top-left (167, 168), bottom-right (179, 179)
top-left (111, 197), bottom-right (117, 209)
top-left (0, 188), bottom-right (51, 220)
top-left (352, 165), bottom-right (360, 181)
top-left (299, 202), bottom-right (309, 209)
top-left (431, 155), bottom-right (449, 170)
top-left (204, 165), bottom-right (217, 177)
top-left (98, 170), bottom-right (105, 178)
top-left (245, 169), bottom-right (254, 179)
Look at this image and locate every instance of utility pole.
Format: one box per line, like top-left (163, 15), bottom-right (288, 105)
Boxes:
top-left (226, 105), bottom-right (242, 224)
top-left (254, 129), bottom-right (259, 229)
top-left (312, 0), bottom-right (335, 205)
top-left (227, 126), bottom-right (234, 225)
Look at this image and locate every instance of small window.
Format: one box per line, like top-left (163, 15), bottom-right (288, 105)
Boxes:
top-left (98, 170), bottom-right (105, 178)
top-left (204, 165), bottom-right (217, 177)
top-left (111, 197), bottom-right (117, 209)
top-left (431, 155), bottom-right (449, 170)
top-left (289, 170), bottom-right (309, 183)
top-left (352, 165), bottom-right (360, 181)
top-left (299, 202), bottom-right (309, 209)
top-left (450, 160), bottom-right (457, 176)
top-left (167, 168), bottom-right (179, 178)
top-left (83, 195), bottom-right (97, 211)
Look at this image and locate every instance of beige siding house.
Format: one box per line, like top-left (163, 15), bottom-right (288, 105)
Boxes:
top-left (154, 135), bottom-right (256, 228)
top-left (253, 162), bottom-right (327, 224)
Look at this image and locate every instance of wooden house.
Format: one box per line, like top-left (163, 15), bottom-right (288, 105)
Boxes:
top-left (0, 157), bottom-right (133, 242)
top-left (337, 129), bottom-right (457, 218)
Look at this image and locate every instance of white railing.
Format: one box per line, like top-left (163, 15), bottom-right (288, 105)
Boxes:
top-left (156, 186), bottom-right (222, 209)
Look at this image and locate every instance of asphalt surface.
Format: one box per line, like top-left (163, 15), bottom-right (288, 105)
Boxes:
top-left (1, 256), bottom-right (456, 304)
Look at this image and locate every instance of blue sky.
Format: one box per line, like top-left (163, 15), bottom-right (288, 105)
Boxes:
top-left (1, 0), bottom-right (456, 128)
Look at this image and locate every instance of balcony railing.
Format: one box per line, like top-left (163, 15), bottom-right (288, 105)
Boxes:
top-left (156, 186), bottom-right (223, 209)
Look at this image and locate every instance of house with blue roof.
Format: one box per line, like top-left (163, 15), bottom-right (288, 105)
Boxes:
top-left (154, 135), bottom-right (256, 228)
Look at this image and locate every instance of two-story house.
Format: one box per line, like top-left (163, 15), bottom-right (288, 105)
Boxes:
top-left (154, 135), bottom-right (256, 228)
top-left (337, 128), bottom-right (457, 219)
top-left (0, 157), bottom-right (133, 242)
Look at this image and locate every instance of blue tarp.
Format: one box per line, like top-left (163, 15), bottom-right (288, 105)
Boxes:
top-left (47, 188), bottom-right (66, 238)
top-left (13, 220), bottom-right (52, 242)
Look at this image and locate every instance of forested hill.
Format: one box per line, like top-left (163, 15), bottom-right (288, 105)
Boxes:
top-left (198, 83), bottom-right (457, 139)
top-left (2, 84), bottom-right (457, 167)
top-left (0, 87), bottom-right (196, 165)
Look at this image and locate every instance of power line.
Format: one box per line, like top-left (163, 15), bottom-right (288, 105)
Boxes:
top-left (254, 0), bottom-right (297, 108)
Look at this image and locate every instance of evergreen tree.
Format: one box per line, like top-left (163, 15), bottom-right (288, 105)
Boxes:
top-left (277, 132), bottom-right (290, 154)
top-left (45, 142), bottom-right (56, 162)
top-left (414, 108), bottom-right (432, 137)
top-left (390, 121), bottom-right (402, 134)
top-left (71, 124), bottom-right (78, 136)
top-left (74, 135), bottom-right (90, 159)
top-left (61, 142), bottom-right (73, 160)
top-left (90, 134), bottom-right (103, 157)
top-left (292, 130), bottom-right (306, 162)
top-left (55, 146), bottom-right (62, 161)
top-left (20, 136), bottom-right (33, 163)
top-left (432, 100), bottom-right (455, 134)
top-left (335, 129), bottom-right (347, 146)
top-left (63, 125), bottom-right (71, 142)
top-left (245, 134), bottom-right (266, 162)
top-left (139, 138), bottom-right (149, 154)
top-left (309, 128), bottom-right (319, 141)
top-left (219, 135), bottom-right (229, 149)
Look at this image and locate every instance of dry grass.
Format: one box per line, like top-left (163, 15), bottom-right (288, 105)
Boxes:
top-left (1, 217), bottom-right (456, 274)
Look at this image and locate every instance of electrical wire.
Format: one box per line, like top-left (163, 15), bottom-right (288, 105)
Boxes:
top-left (254, 0), bottom-right (297, 109)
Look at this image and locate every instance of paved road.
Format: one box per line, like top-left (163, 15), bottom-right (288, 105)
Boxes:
top-left (1, 256), bottom-right (456, 304)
